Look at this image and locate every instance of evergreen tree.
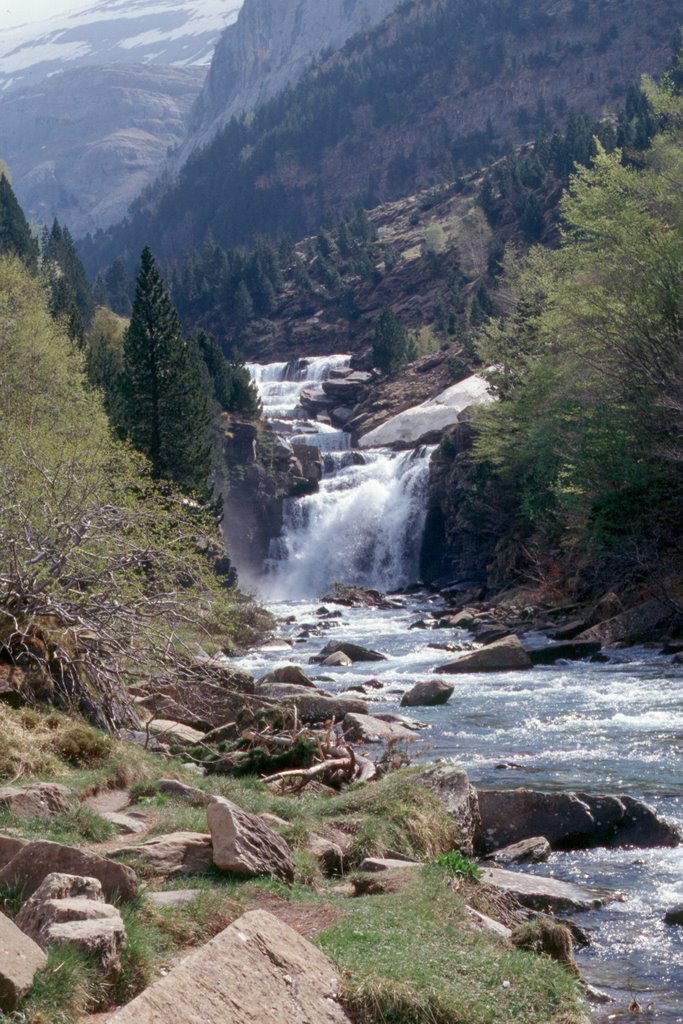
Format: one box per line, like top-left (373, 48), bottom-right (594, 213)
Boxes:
top-left (0, 174), bottom-right (38, 269)
top-left (122, 246), bottom-right (211, 494)
top-left (105, 258), bottom-right (133, 317)
top-left (373, 307), bottom-right (412, 374)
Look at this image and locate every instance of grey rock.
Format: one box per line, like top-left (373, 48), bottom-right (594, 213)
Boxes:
top-left (342, 713), bottom-right (417, 745)
top-left (481, 867), bottom-right (620, 913)
top-left (118, 833), bottom-right (213, 877)
top-left (316, 641), bottom-right (388, 664)
top-left (400, 679), bottom-right (454, 707)
top-left (102, 908), bottom-right (352, 1024)
top-left (157, 779), bottom-right (211, 807)
top-left (0, 783), bottom-right (73, 818)
top-left (664, 904), bottom-right (683, 925)
top-left (416, 763), bottom-right (480, 857)
top-left (466, 907), bottom-right (512, 941)
top-left (147, 890), bottom-right (202, 908)
top-left (490, 837), bottom-right (551, 866)
top-left (436, 635), bottom-right (533, 674)
top-left (258, 664), bottom-right (317, 688)
top-left (102, 812), bottom-right (147, 835)
top-left (208, 797), bottom-right (294, 882)
top-left (0, 910), bottom-right (47, 1011)
top-left (0, 840), bottom-right (137, 902)
top-left (357, 857), bottom-right (422, 872)
top-left (322, 651), bottom-right (353, 667)
top-left (527, 641), bottom-right (602, 665)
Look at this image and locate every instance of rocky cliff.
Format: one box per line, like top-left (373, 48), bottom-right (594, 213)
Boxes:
top-left (0, 64), bottom-right (205, 238)
top-left (176, 0), bottom-right (403, 164)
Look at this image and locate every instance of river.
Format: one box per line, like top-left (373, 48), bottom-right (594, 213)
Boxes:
top-left (239, 356), bottom-right (683, 1022)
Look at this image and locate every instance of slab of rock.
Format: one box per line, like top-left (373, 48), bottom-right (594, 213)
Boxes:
top-left (0, 840), bottom-right (137, 902)
top-left (436, 635), bottom-right (533, 674)
top-left (401, 679), bottom-right (454, 707)
top-left (104, 909), bottom-right (351, 1024)
top-left (577, 597), bottom-right (678, 646)
top-left (322, 651), bottom-right (353, 667)
top-left (358, 857), bottom-right (423, 872)
top-left (16, 874), bottom-right (125, 979)
top-left (308, 834), bottom-right (345, 875)
top-left (0, 834), bottom-right (27, 869)
top-left (477, 789), bottom-right (680, 851)
top-left (102, 812), bottom-right (147, 835)
top-left (466, 907), bottom-right (512, 941)
top-left (208, 797), bottom-right (294, 882)
top-left (148, 720), bottom-right (206, 745)
top-left (415, 763), bottom-right (480, 857)
top-left (157, 779), bottom-right (211, 806)
top-left (118, 833), bottom-right (213, 876)
top-left (259, 664), bottom-right (317, 688)
top-left (0, 783), bottom-right (73, 818)
top-left (481, 867), bottom-right (619, 913)
top-left (491, 837), bottom-right (551, 866)
top-left (664, 904), bottom-right (683, 925)
top-left (316, 641), bottom-right (387, 663)
top-left (147, 890), bottom-right (202, 908)
top-left (270, 691), bottom-right (369, 724)
top-left (0, 910), bottom-right (47, 1011)
top-left (527, 641), bottom-right (602, 665)
top-left (342, 713), bottom-right (417, 744)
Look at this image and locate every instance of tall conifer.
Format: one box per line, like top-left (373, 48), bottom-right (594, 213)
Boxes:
top-left (123, 246), bottom-right (211, 494)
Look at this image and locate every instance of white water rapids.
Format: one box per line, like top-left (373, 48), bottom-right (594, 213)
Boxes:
top-left (243, 355), bottom-right (683, 1022)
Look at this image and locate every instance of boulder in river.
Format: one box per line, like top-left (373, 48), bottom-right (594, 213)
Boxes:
top-left (322, 651), bottom-right (353, 667)
top-left (490, 837), bottom-right (551, 866)
top-left (664, 905), bottom-right (683, 926)
top-left (401, 679), bottom-right (454, 707)
top-left (477, 789), bottom-right (681, 851)
top-left (258, 664), bottom-right (317, 688)
top-left (481, 867), bottom-right (620, 913)
top-left (435, 635), bottom-right (533, 673)
top-left (316, 641), bottom-right (388, 663)
top-left (526, 641), bottom-right (603, 665)
top-left (342, 713), bottom-right (417, 744)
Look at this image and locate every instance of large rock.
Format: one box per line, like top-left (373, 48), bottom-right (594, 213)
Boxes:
top-left (477, 790), bottom-right (681, 852)
top-left (0, 910), bottom-right (47, 1011)
top-left (415, 763), bottom-right (480, 857)
top-left (358, 375), bottom-right (492, 448)
top-left (118, 833), bottom-right (213, 877)
top-left (664, 905), bottom-right (683, 926)
top-left (401, 679), bottom-right (454, 707)
top-left (342, 713), bottom-right (417, 744)
top-left (322, 651), bottom-right (353, 667)
top-left (269, 690), bottom-right (369, 724)
top-left (577, 597), bottom-right (679, 646)
top-left (481, 867), bottom-right (619, 913)
top-left (0, 783), bottom-right (73, 818)
top-left (0, 840), bottom-right (137, 902)
top-left (258, 664), bottom-right (317, 688)
top-left (0, 834), bottom-right (27, 869)
top-left (103, 909), bottom-right (352, 1023)
top-left (208, 797), bottom-right (294, 882)
top-left (147, 720), bottom-right (207, 745)
top-left (527, 641), bottom-right (602, 665)
top-left (15, 874), bottom-right (125, 980)
top-left (490, 837), bottom-right (551, 866)
top-left (435, 635), bottom-right (533, 674)
top-left (316, 641), bottom-right (387, 663)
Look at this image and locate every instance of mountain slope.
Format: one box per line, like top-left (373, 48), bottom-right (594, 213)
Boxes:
top-left (83, 0), bottom-right (680, 271)
top-left (0, 0), bottom-right (243, 94)
top-left (175, 0), bottom-right (403, 165)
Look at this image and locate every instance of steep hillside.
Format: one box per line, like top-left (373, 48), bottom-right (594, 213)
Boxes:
top-left (82, 0), bottom-right (680, 272)
top-left (0, 64), bottom-right (205, 237)
top-left (175, 0), bottom-right (403, 165)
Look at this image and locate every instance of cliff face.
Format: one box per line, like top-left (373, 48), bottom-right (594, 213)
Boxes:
top-left (177, 0), bottom-right (403, 164)
top-left (0, 64), bottom-right (205, 237)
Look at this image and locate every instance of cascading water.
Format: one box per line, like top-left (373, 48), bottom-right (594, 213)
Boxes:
top-left (248, 355), bottom-right (434, 598)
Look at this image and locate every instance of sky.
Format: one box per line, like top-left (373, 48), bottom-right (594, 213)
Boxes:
top-left (2, 1), bottom-right (84, 28)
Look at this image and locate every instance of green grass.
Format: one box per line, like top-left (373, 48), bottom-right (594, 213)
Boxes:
top-left (317, 868), bottom-right (587, 1024)
top-left (0, 806), bottom-right (115, 846)
top-left (13, 944), bottom-right (108, 1024)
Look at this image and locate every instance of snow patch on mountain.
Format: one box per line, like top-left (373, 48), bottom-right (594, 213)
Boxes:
top-left (0, 0), bottom-right (244, 92)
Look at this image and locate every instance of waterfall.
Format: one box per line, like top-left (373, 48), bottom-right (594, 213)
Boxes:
top-left (248, 354), bottom-right (434, 599)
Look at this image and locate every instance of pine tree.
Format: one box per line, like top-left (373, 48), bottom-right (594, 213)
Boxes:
top-left (0, 174), bottom-right (39, 270)
top-left (122, 246), bottom-right (211, 494)
top-left (373, 308), bottom-right (411, 375)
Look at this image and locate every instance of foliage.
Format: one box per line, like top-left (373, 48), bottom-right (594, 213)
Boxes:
top-left (121, 246), bottom-right (212, 494)
top-left (473, 78), bottom-right (683, 588)
top-left (41, 220), bottom-right (95, 346)
top-left (0, 174), bottom-right (38, 270)
top-left (434, 849), bottom-right (483, 881)
top-left (373, 307), bottom-right (414, 375)
top-left (0, 255), bottom-right (259, 730)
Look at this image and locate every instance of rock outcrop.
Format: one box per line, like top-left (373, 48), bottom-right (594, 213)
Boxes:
top-left (117, 832), bottom-right (213, 876)
top-left (477, 789), bottom-right (681, 852)
top-left (103, 909), bottom-right (352, 1023)
top-left (208, 797), bottom-right (294, 881)
top-left (481, 867), bottom-right (619, 913)
top-left (415, 763), bottom-right (480, 857)
top-left (0, 840), bottom-right (138, 902)
top-left (0, 783), bottom-right (73, 818)
top-left (180, 0), bottom-right (402, 163)
top-left (0, 910), bottom-right (47, 1012)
